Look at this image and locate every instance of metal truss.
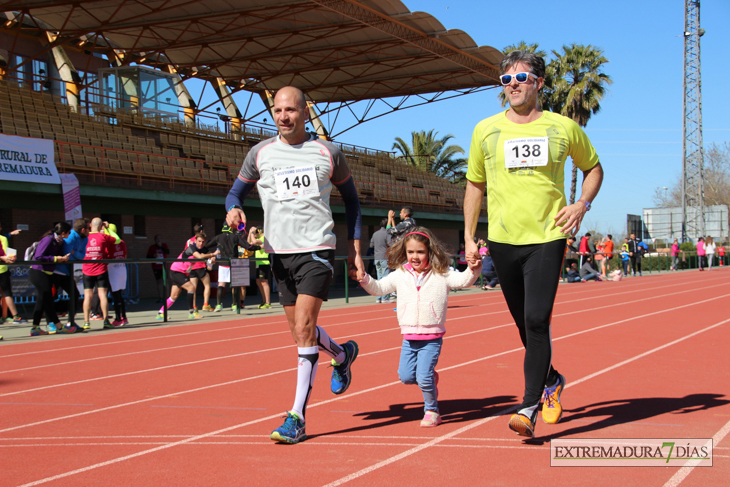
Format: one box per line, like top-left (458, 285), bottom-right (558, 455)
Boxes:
top-left (682, 0), bottom-right (705, 241)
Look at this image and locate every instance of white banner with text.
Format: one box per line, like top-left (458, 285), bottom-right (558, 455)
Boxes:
top-left (0, 133), bottom-right (60, 184)
top-left (60, 173), bottom-right (83, 222)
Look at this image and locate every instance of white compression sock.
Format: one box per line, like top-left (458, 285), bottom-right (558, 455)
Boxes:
top-left (291, 346), bottom-right (319, 421)
top-left (518, 403), bottom-right (539, 419)
top-left (316, 326), bottom-right (345, 363)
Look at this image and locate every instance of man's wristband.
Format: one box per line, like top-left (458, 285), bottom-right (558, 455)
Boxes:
top-left (228, 205), bottom-right (242, 212)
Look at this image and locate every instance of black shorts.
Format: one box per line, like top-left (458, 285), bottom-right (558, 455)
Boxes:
top-left (153, 268), bottom-right (163, 280)
top-left (170, 270), bottom-right (191, 288)
top-left (189, 267), bottom-right (207, 279)
top-left (271, 250), bottom-right (334, 306)
top-left (0, 271), bottom-right (12, 296)
top-left (256, 264), bottom-right (271, 280)
top-left (83, 272), bottom-right (110, 290)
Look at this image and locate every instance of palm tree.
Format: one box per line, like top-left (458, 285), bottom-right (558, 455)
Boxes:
top-left (549, 44), bottom-right (612, 204)
top-left (392, 130), bottom-right (467, 183)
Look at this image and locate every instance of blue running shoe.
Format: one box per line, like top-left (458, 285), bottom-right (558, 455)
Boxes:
top-left (30, 326), bottom-right (49, 337)
top-left (331, 340), bottom-right (359, 395)
top-left (270, 412), bottom-right (306, 444)
top-left (60, 324), bottom-right (84, 334)
top-left (47, 323), bottom-right (58, 334)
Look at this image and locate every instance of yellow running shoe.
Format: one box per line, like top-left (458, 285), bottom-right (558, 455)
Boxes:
top-left (509, 412), bottom-right (536, 438)
top-left (541, 373), bottom-right (566, 424)
top-left (202, 304), bottom-right (214, 312)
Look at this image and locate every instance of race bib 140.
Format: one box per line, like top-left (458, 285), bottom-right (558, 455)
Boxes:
top-left (274, 165), bottom-right (318, 200)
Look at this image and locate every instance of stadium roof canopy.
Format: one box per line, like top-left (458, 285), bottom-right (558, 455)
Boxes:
top-left (0, 0), bottom-right (503, 103)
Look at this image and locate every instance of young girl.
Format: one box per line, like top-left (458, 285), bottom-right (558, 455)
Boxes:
top-left (358, 227), bottom-right (481, 427)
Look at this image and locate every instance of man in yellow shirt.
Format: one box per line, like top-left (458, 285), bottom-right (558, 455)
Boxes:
top-left (463, 50), bottom-right (603, 438)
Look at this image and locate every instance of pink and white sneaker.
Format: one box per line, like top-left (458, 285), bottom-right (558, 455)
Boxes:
top-left (420, 411), bottom-right (442, 428)
top-left (111, 319), bottom-right (124, 326)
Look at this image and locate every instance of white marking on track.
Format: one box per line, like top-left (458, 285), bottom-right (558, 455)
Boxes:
top-left (1, 271), bottom-right (717, 359)
top-left (662, 417), bottom-right (730, 486)
top-left (14, 303), bottom-right (730, 485)
top-left (2, 294), bottom-right (728, 433)
top-left (4, 286), bottom-right (725, 400)
top-left (321, 317), bottom-right (730, 487)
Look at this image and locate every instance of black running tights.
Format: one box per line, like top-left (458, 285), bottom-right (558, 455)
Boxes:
top-left (488, 239), bottom-right (564, 408)
top-left (112, 290), bottom-right (126, 320)
top-left (29, 269), bottom-right (58, 327)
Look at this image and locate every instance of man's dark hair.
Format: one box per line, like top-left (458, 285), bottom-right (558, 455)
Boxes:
top-left (499, 50), bottom-right (546, 79)
top-left (73, 218), bottom-right (87, 233)
top-left (401, 206), bottom-right (413, 218)
top-left (607, 234), bottom-right (613, 239)
top-left (380, 218), bottom-right (388, 228)
top-left (585, 232), bottom-right (592, 237)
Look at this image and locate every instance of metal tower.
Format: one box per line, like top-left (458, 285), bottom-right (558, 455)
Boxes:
top-left (681, 0), bottom-right (705, 241)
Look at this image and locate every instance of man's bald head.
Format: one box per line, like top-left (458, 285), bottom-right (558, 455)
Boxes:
top-left (91, 217), bottom-right (102, 231)
top-left (275, 86), bottom-right (306, 108)
top-left (273, 86), bottom-right (309, 145)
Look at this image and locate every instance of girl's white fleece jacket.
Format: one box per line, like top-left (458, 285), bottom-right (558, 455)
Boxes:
top-left (360, 266), bottom-right (479, 335)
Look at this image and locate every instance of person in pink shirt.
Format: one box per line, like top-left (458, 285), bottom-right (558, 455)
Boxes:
top-left (186, 224), bottom-right (213, 312)
top-left (157, 231), bottom-right (218, 320)
top-left (106, 224), bottom-right (128, 326)
top-left (696, 237), bottom-right (706, 271)
top-left (82, 218), bottom-right (119, 330)
top-left (670, 238), bottom-right (680, 271)
top-left (358, 227), bottom-right (481, 427)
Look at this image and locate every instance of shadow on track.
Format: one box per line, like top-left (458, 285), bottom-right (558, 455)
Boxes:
top-left (545, 393), bottom-right (730, 440)
top-left (312, 395), bottom-right (517, 438)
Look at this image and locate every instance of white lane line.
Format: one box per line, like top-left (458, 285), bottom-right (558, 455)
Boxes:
top-left (0, 434), bottom-right (532, 441)
top-left (2, 271), bottom-right (719, 358)
top-left (0, 326), bottom-right (403, 399)
top-left (321, 317), bottom-right (730, 487)
top-left (2, 291), bottom-right (728, 432)
top-left (0, 283), bottom-right (709, 374)
top-left (663, 418), bottom-right (730, 487)
top-left (1, 441), bottom-right (547, 449)
top-left (0, 316), bottom-right (393, 375)
top-left (0, 289), bottom-right (499, 357)
top-left (15, 307), bottom-right (730, 486)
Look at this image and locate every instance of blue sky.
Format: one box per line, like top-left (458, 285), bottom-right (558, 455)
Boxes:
top-left (199, 0), bottom-right (730, 235)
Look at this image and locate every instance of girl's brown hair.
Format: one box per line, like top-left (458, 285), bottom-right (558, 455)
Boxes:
top-left (386, 226), bottom-right (451, 274)
top-left (706, 235), bottom-right (714, 246)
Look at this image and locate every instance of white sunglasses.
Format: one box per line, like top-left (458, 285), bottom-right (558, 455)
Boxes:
top-left (500, 72), bottom-right (538, 86)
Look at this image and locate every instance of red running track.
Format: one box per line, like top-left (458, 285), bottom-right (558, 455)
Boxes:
top-left (1, 269), bottom-right (729, 486)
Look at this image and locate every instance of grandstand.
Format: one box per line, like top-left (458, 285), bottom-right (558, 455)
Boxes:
top-left (0, 0), bottom-right (496, 299)
top-left (0, 80), bottom-right (481, 211)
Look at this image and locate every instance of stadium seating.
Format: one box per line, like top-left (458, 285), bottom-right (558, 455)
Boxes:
top-left (0, 80), bottom-right (476, 212)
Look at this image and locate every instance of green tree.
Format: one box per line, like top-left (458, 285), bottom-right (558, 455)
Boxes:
top-left (392, 130), bottom-right (467, 183)
top-left (653, 142), bottom-right (730, 210)
top-left (549, 44), bottom-right (612, 204)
